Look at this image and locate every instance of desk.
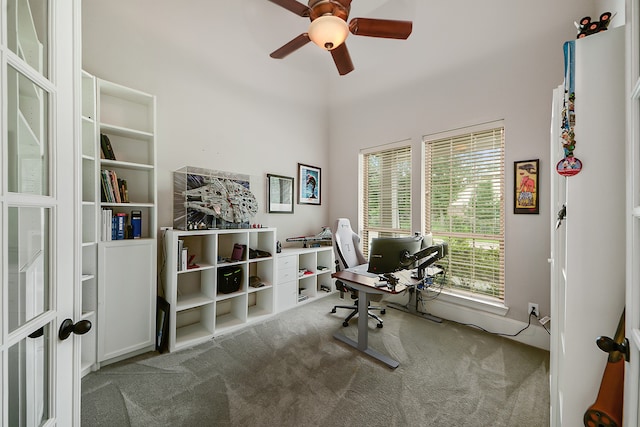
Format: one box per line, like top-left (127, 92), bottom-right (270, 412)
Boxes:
top-left (331, 268), bottom-right (418, 369)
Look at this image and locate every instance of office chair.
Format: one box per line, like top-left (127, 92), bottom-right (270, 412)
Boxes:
top-left (331, 218), bottom-right (385, 328)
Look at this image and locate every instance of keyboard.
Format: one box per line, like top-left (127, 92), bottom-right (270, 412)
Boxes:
top-left (344, 264), bottom-right (378, 278)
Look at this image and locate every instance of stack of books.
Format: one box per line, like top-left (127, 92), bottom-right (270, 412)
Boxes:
top-left (101, 210), bottom-right (128, 241)
top-left (100, 169), bottom-right (128, 203)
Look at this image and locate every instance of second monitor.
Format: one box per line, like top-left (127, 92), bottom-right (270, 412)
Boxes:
top-left (367, 235), bottom-right (423, 274)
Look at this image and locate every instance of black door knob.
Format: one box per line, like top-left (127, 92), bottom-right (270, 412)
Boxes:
top-left (596, 335), bottom-right (630, 362)
top-left (58, 319), bottom-right (92, 340)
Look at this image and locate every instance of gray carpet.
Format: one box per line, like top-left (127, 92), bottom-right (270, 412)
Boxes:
top-left (82, 293), bottom-right (550, 426)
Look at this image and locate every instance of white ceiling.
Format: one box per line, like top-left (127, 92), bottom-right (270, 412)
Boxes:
top-left (86, 0), bottom-right (610, 104)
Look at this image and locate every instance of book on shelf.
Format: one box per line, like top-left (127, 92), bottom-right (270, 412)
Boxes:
top-left (114, 213), bottom-right (127, 240)
top-left (100, 172), bottom-right (109, 202)
top-left (181, 248), bottom-right (188, 271)
top-left (100, 133), bottom-right (116, 160)
top-left (118, 179), bottom-right (129, 203)
top-left (100, 170), bottom-right (115, 203)
top-left (177, 240), bottom-right (184, 271)
top-left (101, 209), bottom-right (113, 241)
top-left (109, 170), bottom-right (121, 203)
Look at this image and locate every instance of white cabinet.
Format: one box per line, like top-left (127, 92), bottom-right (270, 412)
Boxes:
top-left (276, 254), bottom-right (298, 311)
top-left (549, 27), bottom-right (626, 426)
top-left (163, 228), bottom-right (277, 352)
top-left (98, 240), bottom-right (156, 362)
top-left (81, 73), bottom-right (158, 366)
top-left (276, 247), bottom-right (334, 308)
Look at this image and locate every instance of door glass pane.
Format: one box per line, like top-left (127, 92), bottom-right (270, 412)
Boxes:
top-left (7, 65), bottom-right (49, 195)
top-left (8, 206), bottom-right (49, 333)
top-left (7, 0), bottom-right (49, 77)
top-left (8, 324), bottom-right (51, 426)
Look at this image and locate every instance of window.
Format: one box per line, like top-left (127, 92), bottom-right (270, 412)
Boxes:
top-left (423, 123), bottom-right (505, 300)
top-left (360, 142), bottom-right (412, 258)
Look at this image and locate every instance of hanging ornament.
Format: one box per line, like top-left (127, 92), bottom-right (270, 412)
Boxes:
top-left (557, 40), bottom-right (582, 177)
top-left (556, 156), bottom-right (582, 176)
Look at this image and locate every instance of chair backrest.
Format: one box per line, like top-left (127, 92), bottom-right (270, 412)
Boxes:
top-left (333, 218), bottom-right (367, 270)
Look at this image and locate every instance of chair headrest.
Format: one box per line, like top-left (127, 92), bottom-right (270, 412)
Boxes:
top-left (333, 218), bottom-right (366, 268)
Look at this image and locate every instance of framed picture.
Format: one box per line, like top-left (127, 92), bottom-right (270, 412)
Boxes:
top-left (298, 163), bottom-right (321, 205)
top-left (267, 174), bottom-right (294, 213)
top-left (514, 159), bottom-right (539, 214)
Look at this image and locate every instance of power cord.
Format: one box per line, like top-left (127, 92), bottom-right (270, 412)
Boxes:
top-left (410, 269), bottom-right (552, 338)
top-left (449, 306), bottom-right (548, 338)
top-left (418, 265), bottom-right (447, 301)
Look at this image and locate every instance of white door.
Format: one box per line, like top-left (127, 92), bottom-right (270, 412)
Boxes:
top-left (1, 1), bottom-right (81, 426)
top-left (627, 1), bottom-right (640, 426)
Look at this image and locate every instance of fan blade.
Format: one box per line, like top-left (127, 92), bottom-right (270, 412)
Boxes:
top-left (349, 18), bottom-right (413, 39)
top-left (267, 0), bottom-right (310, 17)
top-left (330, 43), bottom-right (354, 75)
top-left (270, 33), bottom-right (311, 59)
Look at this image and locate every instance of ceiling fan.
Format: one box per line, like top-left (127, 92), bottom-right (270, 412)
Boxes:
top-left (268, 0), bottom-right (413, 75)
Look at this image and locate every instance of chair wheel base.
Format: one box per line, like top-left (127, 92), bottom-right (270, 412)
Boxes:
top-left (331, 308), bottom-right (337, 313)
top-left (377, 323), bottom-right (383, 328)
top-left (343, 321), bottom-right (350, 327)
top-left (381, 309), bottom-right (386, 315)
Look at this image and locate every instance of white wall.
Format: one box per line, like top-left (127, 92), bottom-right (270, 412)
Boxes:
top-left (82, 1), bottom-right (333, 246)
top-left (82, 0), bottom-right (621, 329)
top-left (326, 0), bottom-right (608, 324)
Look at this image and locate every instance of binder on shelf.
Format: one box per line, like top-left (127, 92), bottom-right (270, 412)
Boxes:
top-left (100, 133), bottom-right (116, 160)
top-left (131, 210), bottom-right (142, 238)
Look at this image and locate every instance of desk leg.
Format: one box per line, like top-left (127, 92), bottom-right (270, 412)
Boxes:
top-left (333, 291), bottom-right (399, 369)
top-left (357, 292), bottom-right (369, 350)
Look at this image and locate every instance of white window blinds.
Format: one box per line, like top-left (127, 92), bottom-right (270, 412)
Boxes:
top-left (424, 125), bottom-right (505, 300)
top-left (361, 144), bottom-right (412, 256)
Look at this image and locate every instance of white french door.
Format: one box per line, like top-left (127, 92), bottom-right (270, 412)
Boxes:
top-left (1, 1), bottom-right (80, 426)
top-left (626, 0), bottom-right (640, 426)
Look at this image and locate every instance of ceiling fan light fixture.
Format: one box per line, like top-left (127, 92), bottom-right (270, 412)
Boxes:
top-left (308, 15), bottom-right (349, 50)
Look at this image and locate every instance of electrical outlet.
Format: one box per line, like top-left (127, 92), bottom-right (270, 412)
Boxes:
top-left (528, 303), bottom-right (539, 318)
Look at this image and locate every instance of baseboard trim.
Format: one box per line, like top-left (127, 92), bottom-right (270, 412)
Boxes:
top-left (426, 298), bottom-right (550, 351)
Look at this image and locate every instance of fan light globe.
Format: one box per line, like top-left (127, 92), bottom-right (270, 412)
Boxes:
top-left (308, 15), bottom-right (349, 50)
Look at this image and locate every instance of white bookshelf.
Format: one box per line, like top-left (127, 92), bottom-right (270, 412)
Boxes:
top-left (83, 72), bottom-right (158, 366)
top-left (163, 228), bottom-right (277, 352)
top-left (80, 71), bottom-right (98, 376)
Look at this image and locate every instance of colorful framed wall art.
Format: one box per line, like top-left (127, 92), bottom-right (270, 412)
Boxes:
top-left (298, 163), bottom-right (321, 205)
top-left (514, 159), bottom-right (539, 214)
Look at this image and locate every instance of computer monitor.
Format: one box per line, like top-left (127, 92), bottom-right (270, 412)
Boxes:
top-left (367, 236), bottom-right (423, 274)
